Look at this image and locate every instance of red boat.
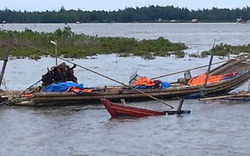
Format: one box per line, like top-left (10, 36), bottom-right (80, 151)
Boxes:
top-left (100, 99), bottom-right (166, 118)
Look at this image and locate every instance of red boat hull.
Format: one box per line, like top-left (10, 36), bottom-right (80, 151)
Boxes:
top-left (101, 99), bottom-right (166, 118)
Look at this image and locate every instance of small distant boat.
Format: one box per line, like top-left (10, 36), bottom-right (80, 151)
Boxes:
top-left (101, 99), bottom-right (190, 118)
top-left (101, 99), bottom-right (166, 118)
top-left (191, 19), bottom-right (199, 23)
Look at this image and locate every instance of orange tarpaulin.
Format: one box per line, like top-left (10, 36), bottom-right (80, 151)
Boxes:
top-left (188, 72), bottom-right (237, 86)
top-left (132, 77), bottom-right (156, 87)
top-left (66, 86), bottom-right (93, 93)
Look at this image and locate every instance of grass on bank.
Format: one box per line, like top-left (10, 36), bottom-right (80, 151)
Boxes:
top-left (200, 43), bottom-right (250, 57)
top-left (0, 26), bottom-right (187, 59)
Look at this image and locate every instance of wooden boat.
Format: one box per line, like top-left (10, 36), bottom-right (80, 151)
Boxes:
top-left (101, 99), bottom-right (190, 118)
top-left (8, 55), bottom-right (250, 106)
top-left (101, 99), bottom-right (166, 118)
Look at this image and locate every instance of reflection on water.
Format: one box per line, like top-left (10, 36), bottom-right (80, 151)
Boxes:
top-left (0, 23), bottom-right (250, 155)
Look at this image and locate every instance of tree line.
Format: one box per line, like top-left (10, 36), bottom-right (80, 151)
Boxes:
top-left (0, 5), bottom-right (250, 23)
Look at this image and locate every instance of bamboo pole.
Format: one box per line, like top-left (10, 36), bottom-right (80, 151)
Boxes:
top-left (0, 57), bottom-right (8, 88)
top-left (0, 42), bottom-right (11, 88)
top-left (151, 60), bottom-right (226, 80)
top-left (203, 54), bottom-right (214, 89)
top-left (199, 94), bottom-right (236, 101)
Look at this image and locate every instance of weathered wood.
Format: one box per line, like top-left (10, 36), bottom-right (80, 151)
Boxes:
top-left (176, 99), bottom-right (184, 113)
top-left (0, 47), bottom-right (9, 89)
top-left (210, 55), bottom-right (249, 75)
top-left (101, 99), bottom-right (166, 118)
top-left (0, 59), bottom-right (8, 88)
top-left (200, 94), bottom-right (236, 101)
top-left (200, 91), bottom-right (250, 101)
top-left (203, 54), bottom-right (214, 90)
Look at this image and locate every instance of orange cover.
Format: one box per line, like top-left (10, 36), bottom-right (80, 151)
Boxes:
top-left (132, 77), bottom-right (156, 86)
top-left (188, 73), bottom-right (235, 86)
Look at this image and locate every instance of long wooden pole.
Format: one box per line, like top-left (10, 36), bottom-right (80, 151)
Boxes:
top-left (14, 40), bottom-right (174, 108)
top-left (199, 54), bottom-right (213, 97)
top-left (200, 40), bottom-right (216, 97)
top-left (151, 60), bottom-right (226, 80)
top-left (203, 54), bottom-right (214, 88)
top-left (0, 58), bottom-right (8, 88)
top-left (0, 42), bottom-right (11, 88)
top-left (199, 94), bottom-right (236, 101)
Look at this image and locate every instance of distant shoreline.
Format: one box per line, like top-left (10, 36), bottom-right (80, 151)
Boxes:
top-left (1, 6), bottom-right (249, 23)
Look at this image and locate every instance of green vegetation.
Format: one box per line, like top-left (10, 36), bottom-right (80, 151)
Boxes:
top-left (200, 43), bottom-right (250, 57)
top-left (1, 5), bottom-right (250, 23)
top-left (0, 26), bottom-right (187, 59)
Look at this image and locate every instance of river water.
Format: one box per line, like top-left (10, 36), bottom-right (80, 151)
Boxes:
top-left (0, 23), bottom-right (250, 156)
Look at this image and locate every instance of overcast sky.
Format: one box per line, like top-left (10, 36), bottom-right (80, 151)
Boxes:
top-left (0, 0), bottom-right (249, 11)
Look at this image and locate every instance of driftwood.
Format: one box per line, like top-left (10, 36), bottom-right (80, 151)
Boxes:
top-left (200, 90), bottom-right (250, 101)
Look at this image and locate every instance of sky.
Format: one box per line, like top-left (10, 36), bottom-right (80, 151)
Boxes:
top-left (0, 0), bottom-right (249, 11)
